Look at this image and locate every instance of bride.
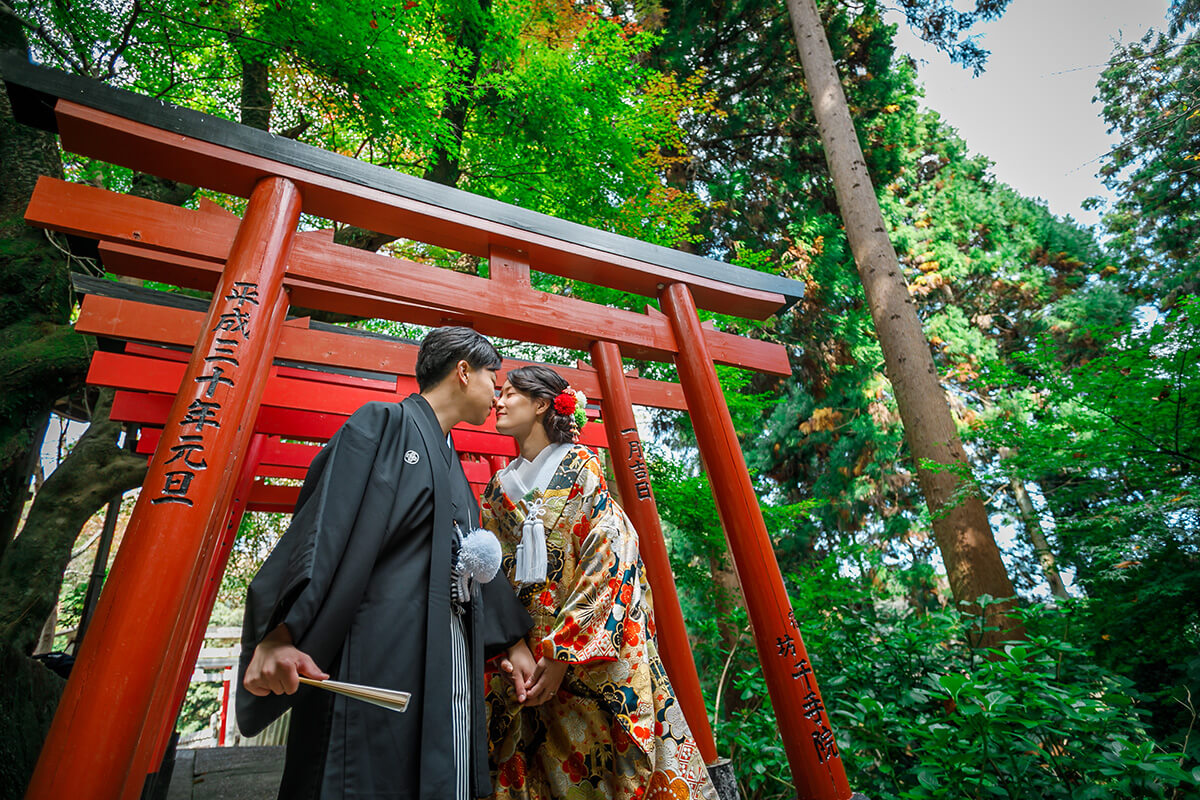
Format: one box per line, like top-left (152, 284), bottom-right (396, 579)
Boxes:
top-left (482, 365), bottom-right (716, 800)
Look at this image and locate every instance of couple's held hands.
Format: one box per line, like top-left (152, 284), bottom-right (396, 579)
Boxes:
top-left (499, 639), bottom-right (568, 707)
top-left (525, 655), bottom-right (568, 706)
top-left (499, 638), bottom-right (536, 703)
top-left (243, 624), bottom-right (329, 697)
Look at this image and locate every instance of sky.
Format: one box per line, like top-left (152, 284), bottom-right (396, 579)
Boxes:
top-left (884, 0), bottom-right (1173, 229)
top-left (873, 0), bottom-right (1176, 595)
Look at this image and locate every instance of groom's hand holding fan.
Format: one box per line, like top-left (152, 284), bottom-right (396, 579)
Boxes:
top-left (244, 623), bottom-right (329, 696)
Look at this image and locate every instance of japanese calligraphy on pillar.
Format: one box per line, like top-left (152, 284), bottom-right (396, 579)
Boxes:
top-left (775, 614), bottom-right (841, 765)
top-left (151, 281), bottom-right (260, 507)
top-left (619, 427), bottom-right (653, 502)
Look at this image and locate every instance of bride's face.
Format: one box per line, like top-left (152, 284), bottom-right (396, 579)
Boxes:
top-left (494, 381), bottom-right (547, 439)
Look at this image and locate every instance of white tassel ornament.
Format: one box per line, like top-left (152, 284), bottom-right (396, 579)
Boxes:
top-left (513, 497), bottom-right (548, 585)
top-left (455, 527), bottom-right (503, 602)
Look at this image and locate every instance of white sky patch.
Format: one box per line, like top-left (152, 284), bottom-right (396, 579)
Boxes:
top-left (884, 0), bottom-right (1171, 228)
top-left (40, 415), bottom-right (88, 479)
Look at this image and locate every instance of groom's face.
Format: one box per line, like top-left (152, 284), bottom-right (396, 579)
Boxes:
top-left (461, 363), bottom-right (499, 426)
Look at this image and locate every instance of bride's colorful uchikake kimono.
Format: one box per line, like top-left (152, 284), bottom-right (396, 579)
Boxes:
top-left (481, 443), bottom-right (717, 800)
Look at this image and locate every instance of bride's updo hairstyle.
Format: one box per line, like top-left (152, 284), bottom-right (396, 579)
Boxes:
top-left (506, 365), bottom-right (576, 444)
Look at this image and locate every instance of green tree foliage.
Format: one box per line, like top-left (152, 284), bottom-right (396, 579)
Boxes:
top-left (891, 0), bottom-right (1010, 74)
top-left (977, 299), bottom-right (1200, 750)
top-left (1094, 24), bottom-right (1200, 307)
top-left (645, 0), bottom-right (1196, 789)
top-left (8, 0), bottom-right (712, 240)
top-left (742, 109), bottom-right (1112, 566)
top-left (646, 0), bottom-right (1111, 567)
top-left (1, 1), bottom-right (714, 792)
top-left (652, 0), bottom-right (918, 258)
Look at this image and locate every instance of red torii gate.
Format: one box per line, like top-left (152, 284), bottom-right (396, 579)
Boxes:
top-left (70, 275), bottom-right (672, 499)
top-left (3, 56), bottom-right (854, 800)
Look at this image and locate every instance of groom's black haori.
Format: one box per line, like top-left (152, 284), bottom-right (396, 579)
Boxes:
top-left (238, 328), bottom-right (532, 800)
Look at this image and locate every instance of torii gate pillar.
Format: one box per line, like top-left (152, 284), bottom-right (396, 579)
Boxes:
top-left (25, 177), bottom-right (301, 800)
top-left (660, 283), bottom-right (852, 800)
top-left (590, 340), bottom-right (719, 765)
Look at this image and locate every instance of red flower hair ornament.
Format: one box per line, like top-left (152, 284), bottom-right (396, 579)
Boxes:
top-left (552, 387), bottom-right (589, 433)
top-left (553, 390), bottom-right (577, 415)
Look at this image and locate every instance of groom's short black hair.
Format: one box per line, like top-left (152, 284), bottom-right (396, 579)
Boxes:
top-left (415, 327), bottom-right (502, 391)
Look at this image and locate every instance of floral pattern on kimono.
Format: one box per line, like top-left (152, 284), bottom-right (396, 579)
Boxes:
top-left (481, 445), bottom-right (717, 800)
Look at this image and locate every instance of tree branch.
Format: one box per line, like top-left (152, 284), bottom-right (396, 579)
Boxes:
top-left (0, 1), bottom-right (84, 73)
top-left (103, 0), bottom-right (141, 81)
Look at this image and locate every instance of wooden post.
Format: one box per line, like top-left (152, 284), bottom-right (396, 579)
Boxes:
top-left (136, 431), bottom-right (272, 784)
top-left (75, 490), bottom-right (123, 647)
top-left (129, 246), bottom-right (293, 798)
top-left (659, 283), bottom-right (851, 800)
top-left (25, 177), bottom-right (302, 800)
top-left (219, 668), bottom-right (234, 747)
top-left (488, 244), bottom-right (532, 289)
top-left (590, 340), bottom-right (719, 765)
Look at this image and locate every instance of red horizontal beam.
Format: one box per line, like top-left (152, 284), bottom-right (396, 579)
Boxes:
top-left (245, 481), bottom-right (487, 516)
top-left (29, 178), bottom-right (790, 376)
top-left (115, 390), bottom-right (601, 457)
top-left (246, 482), bottom-right (300, 514)
top-left (136, 428), bottom-right (322, 469)
top-left (245, 476), bottom-right (490, 514)
top-left (460, 460), bottom-right (492, 485)
top-left (93, 350), bottom-right (608, 449)
top-left (53, 100), bottom-right (787, 320)
top-left (88, 350), bottom-right (411, 417)
top-left (257, 464), bottom-right (308, 481)
top-left (139, 425), bottom-right (509, 485)
top-left (450, 429), bottom-right (518, 459)
top-left (119, 423), bottom-right (492, 510)
top-left (76, 293), bottom-right (690, 410)
top-left (114, 391), bottom-right (334, 443)
top-left (136, 422), bottom-right (515, 505)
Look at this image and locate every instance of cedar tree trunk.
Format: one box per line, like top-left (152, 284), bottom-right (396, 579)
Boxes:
top-left (784, 0), bottom-right (1022, 644)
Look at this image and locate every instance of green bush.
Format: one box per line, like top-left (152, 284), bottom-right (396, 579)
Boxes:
top-left (706, 557), bottom-right (1199, 799)
top-left (178, 681), bottom-right (220, 736)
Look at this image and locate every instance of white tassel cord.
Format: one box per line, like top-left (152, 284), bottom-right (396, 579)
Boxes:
top-left (514, 497), bottom-right (548, 585)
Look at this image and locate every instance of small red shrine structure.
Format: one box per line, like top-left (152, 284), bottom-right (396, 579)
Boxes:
top-left (3, 54), bottom-right (854, 800)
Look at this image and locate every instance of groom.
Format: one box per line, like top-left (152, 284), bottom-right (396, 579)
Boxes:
top-left (238, 326), bottom-right (534, 800)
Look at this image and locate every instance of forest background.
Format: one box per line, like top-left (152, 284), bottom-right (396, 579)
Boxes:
top-left (0, 0), bottom-right (1197, 798)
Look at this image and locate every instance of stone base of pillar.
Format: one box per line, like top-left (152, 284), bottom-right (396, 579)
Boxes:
top-left (706, 758), bottom-right (741, 800)
top-left (704, 758), bottom-right (873, 800)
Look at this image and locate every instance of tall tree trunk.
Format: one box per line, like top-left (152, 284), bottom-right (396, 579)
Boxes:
top-left (1010, 477), bottom-right (1068, 600)
top-left (0, 24), bottom-right (113, 797)
top-left (423, 0), bottom-right (490, 187)
top-left (239, 56), bottom-right (273, 132)
top-left (0, 642), bottom-right (64, 800)
top-left (0, 389), bottom-right (146, 654)
top-left (784, 0), bottom-right (1021, 645)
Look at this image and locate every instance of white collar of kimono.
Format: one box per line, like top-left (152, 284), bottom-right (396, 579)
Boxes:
top-left (497, 442), bottom-right (574, 503)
